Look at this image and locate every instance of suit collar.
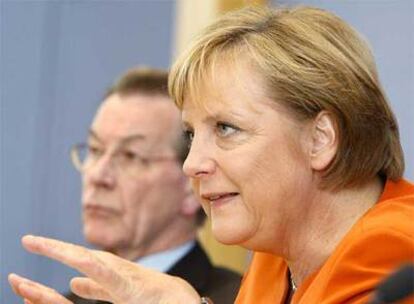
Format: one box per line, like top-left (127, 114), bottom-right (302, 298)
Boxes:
top-left (167, 242), bottom-right (213, 292)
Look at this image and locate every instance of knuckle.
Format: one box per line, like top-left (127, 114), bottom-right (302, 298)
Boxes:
top-left (77, 254), bottom-right (96, 269)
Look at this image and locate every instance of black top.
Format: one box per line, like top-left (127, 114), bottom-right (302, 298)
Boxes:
top-left (66, 242), bottom-right (242, 304)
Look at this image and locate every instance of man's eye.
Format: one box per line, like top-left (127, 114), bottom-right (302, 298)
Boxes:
top-left (216, 122), bottom-right (239, 137)
top-left (121, 151), bottom-right (139, 161)
top-left (88, 145), bottom-right (103, 157)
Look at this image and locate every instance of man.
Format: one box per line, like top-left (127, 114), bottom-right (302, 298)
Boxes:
top-left (66, 68), bottom-right (241, 304)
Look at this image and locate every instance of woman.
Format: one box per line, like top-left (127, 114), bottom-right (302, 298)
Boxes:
top-left (9, 5), bottom-right (413, 304)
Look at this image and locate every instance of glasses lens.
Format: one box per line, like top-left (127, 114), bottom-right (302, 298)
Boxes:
top-left (71, 143), bottom-right (88, 171)
top-left (70, 142), bottom-right (176, 175)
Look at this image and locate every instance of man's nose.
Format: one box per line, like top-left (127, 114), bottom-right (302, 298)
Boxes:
top-left (183, 137), bottom-right (216, 179)
top-left (85, 155), bottom-right (116, 188)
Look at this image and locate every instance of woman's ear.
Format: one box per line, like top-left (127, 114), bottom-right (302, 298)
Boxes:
top-left (309, 111), bottom-right (338, 171)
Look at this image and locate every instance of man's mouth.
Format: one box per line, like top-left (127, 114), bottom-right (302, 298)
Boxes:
top-left (83, 205), bottom-right (120, 218)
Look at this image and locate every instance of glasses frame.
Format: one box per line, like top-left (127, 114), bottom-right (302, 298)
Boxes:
top-left (70, 142), bottom-right (177, 174)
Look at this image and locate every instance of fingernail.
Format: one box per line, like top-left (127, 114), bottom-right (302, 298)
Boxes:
top-left (8, 273), bottom-right (16, 283)
top-left (22, 235), bottom-right (39, 247)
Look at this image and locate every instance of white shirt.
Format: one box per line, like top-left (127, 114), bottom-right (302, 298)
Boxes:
top-left (136, 240), bottom-right (195, 273)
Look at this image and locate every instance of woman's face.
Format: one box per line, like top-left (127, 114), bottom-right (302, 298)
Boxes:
top-left (181, 62), bottom-right (313, 252)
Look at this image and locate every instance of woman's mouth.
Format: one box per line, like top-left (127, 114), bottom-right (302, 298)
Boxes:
top-left (201, 192), bottom-right (239, 208)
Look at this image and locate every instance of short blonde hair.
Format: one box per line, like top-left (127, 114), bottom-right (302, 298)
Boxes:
top-left (169, 6), bottom-right (404, 189)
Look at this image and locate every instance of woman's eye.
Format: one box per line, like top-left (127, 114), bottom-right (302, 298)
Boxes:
top-left (183, 130), bottom-right (194, 143)
top-left (216, 122), bottom-right (239, 137)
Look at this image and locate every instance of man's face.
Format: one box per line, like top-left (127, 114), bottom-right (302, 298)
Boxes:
top-left (81, 93), bottom-right (188, 258)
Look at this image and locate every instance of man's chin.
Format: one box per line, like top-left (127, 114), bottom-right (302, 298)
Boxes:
top-left (83, 226), bottom-right (118, 249)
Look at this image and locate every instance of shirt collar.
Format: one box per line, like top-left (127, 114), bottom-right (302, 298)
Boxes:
top-left (136, 240), bottom-right (195, 273)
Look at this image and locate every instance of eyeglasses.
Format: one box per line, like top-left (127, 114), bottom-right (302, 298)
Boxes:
top-left (70, 142), bottom-right (176, 177)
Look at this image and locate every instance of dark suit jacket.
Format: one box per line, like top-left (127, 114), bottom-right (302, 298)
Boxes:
top-left (66, 242), bottom-right (241, 304)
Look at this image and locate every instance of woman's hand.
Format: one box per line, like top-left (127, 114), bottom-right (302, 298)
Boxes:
top-left (9, 235), bottom-right (201, 304)
top-left (9, 273), bottom-right (73, 304)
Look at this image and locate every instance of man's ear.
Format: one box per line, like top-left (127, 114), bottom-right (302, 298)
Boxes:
top-left (309, 111), bottom-right (338, 171)
top-left (180, 178), bottom-right (201, 216)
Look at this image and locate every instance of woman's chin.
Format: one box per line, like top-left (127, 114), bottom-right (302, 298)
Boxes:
top-left (211, 221), bottom-right (251, 246)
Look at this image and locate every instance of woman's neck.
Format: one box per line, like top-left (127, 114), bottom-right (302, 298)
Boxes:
top-left (285, 177), bottom-right (384, 288)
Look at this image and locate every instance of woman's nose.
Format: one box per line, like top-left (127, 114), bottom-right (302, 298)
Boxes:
top-left (183, 139), bottom-right (216, 179)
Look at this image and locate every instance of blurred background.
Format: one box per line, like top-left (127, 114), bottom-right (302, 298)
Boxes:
top-left (1, 0), bottom-right (413, 303)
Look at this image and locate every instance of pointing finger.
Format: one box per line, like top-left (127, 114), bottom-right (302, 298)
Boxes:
top-left (21, 235), bottom-right (131, 302)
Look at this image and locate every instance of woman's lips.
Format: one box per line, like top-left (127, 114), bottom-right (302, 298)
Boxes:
top-left (201, 192), bottom-right (239, 208)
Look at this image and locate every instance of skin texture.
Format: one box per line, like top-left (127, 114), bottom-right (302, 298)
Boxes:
top-left (181, 61), bottom-right (313, 251)
top-left (81, 93), bottom-right (199, 260)
top-left (9, 235), bottom-right (200, 304)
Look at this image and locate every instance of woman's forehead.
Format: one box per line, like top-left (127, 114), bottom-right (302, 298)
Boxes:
top-left (184, 59), bottom-right (268, 108)
top-left (181, 81), bottom-right (282, 128)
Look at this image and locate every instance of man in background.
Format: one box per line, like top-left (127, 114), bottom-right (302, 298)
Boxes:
top-left (66, 68), bottom-right (241, 304)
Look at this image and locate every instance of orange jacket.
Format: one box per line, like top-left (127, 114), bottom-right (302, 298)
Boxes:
top-left (236, 179), bottom-right (414, 304)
